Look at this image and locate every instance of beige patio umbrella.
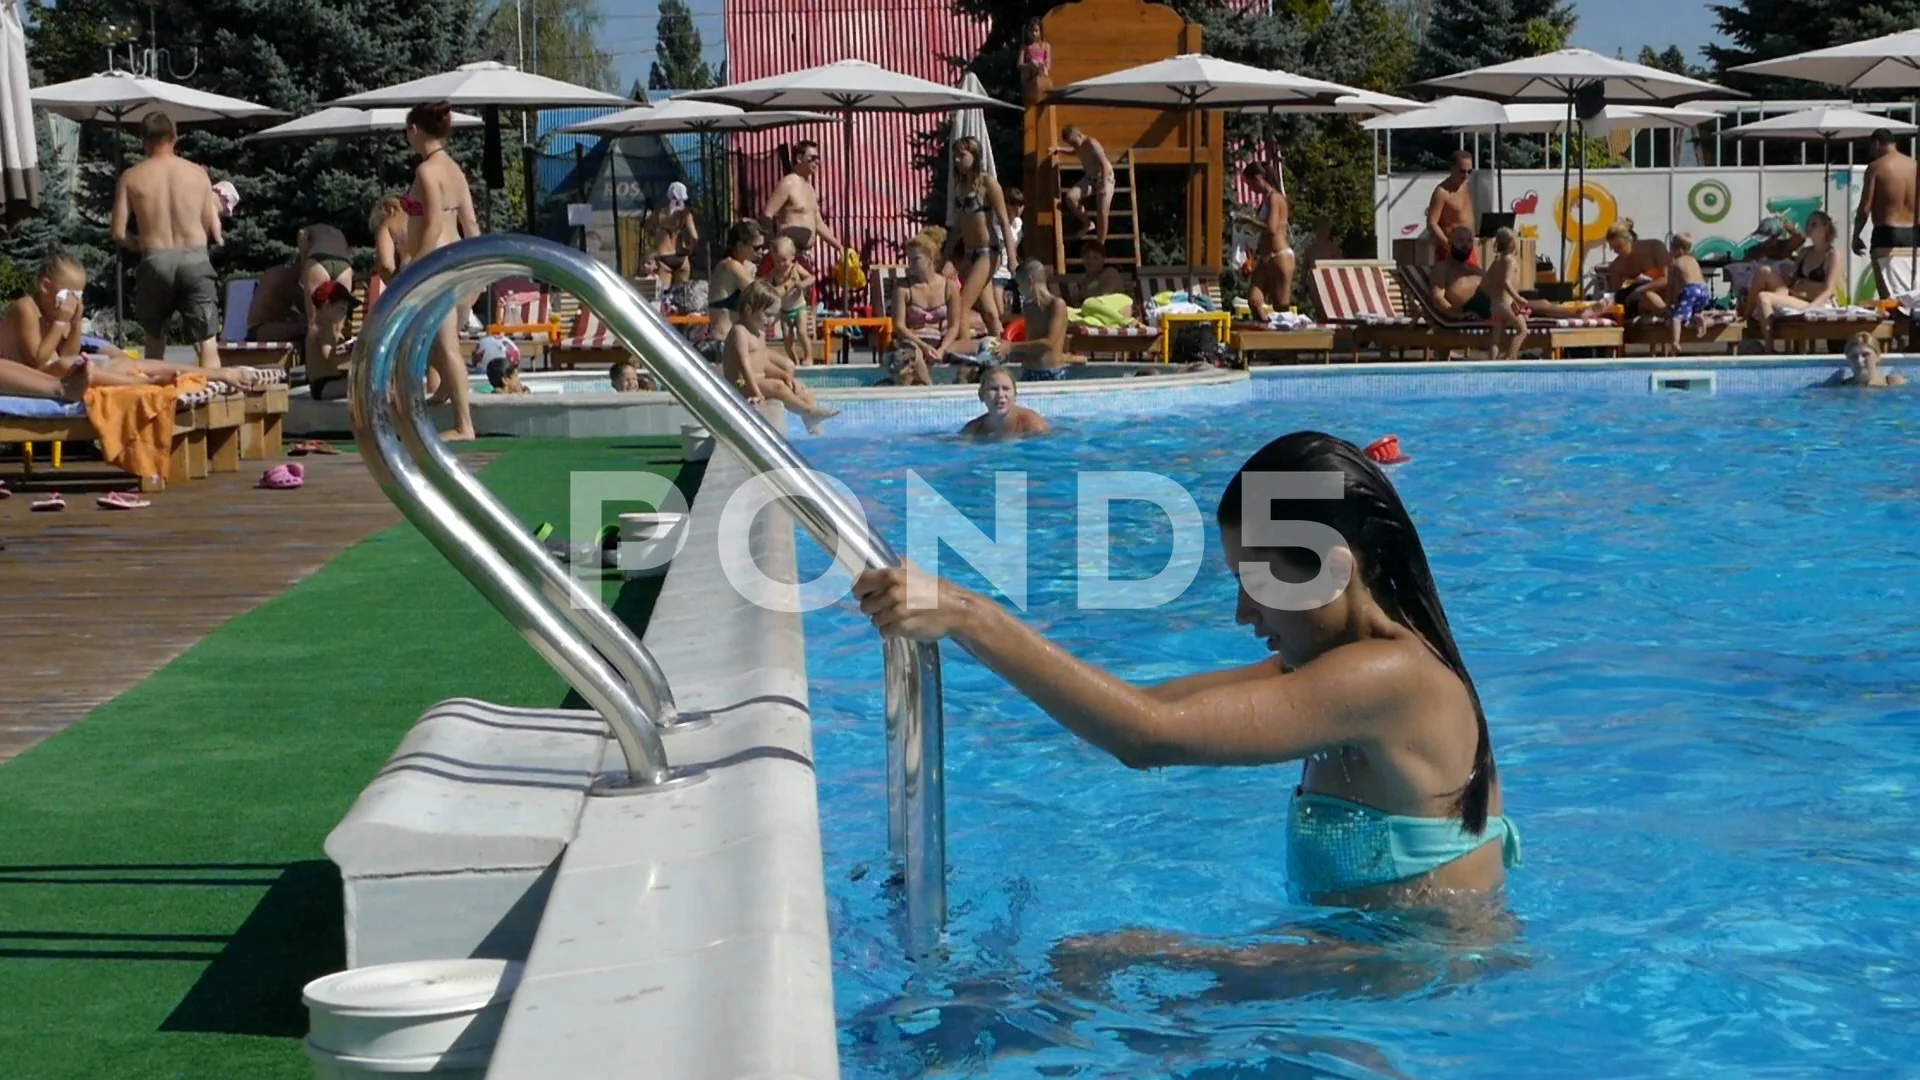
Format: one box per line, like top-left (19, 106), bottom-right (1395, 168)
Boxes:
top-left (0, 0), bottom-right (40, 229)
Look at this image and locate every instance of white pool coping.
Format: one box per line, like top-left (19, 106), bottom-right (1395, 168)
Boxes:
top-left (486, 424), bottom-right (839, 1079)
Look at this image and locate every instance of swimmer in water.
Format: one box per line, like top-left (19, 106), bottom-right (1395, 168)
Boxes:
top-left (855, 431), bottom-right (1517, 911)
top-left (1828, 332), bottom-right (1908, 387)
top-left (959, 365), bottom-right (1051, 437)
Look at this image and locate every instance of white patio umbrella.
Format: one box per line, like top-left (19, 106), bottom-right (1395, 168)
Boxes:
top-left (32, 73), bottom-right (280, 335)
top-left (0, 0), bottom-right (41, 229)
top-left (327, 61), bottom-right (632, 195)
top-left (680, 59), bottom-right (1015, 258)
top-left (1730, 29), bottom-right (1920, 89)
top-left (562, 100), bottom-right (834, 276)
top-left (1245, 89), bottom-right (1426, 116)
top-left (1046, 54), bottom-right (1366, 284)
top-left (1365, 97), bottom-right (1714, 208)
top-left (1720, 107), bottom-right (1917, 211)
top-left (243, 106), bottom-right (483, 142)
top-left (1418, 50), bottom-right (1737, 291)
top-left (30, 71), bottom-right (282, 125)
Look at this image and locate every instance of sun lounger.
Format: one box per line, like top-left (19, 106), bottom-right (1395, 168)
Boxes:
top-left (1623, 310), bottom-right (1746, 354)
top-left (0, 386), bottom-right (242, 490)
top-left (547, 310), bottom-right (628, 370)
top-left (1767, 304), bottom-right (1889, 350)
top-left (1309, 260), bottom-right (1436, 360)
top-left (1397, 264), bottom-right (1623, 358)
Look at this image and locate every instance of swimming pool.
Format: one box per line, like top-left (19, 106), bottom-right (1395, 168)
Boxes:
top-left (798, 389), bottom-right (1920, 1076)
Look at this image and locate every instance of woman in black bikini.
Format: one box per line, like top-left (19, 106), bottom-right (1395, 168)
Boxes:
top-left (706, 220), bottom-right (764, 348)
top-left (1748, 210), bottom-right (1841, 343)
top-left (946, 136), bottom-right (1016, 342)
top-left (647, 182), bottom-right (699, 286)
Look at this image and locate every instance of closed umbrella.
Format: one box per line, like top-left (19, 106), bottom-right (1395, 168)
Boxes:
top-left (680, 59), bottom-right (1015, 261)
top-left (1418, 50), bottom-right (1738, 290)
top-left (1046, 54), bottom-right (1365, 287)
top-left (243, 106), bottom-right (483, 142)
top-left (0, 0), bottom-right (41, 229)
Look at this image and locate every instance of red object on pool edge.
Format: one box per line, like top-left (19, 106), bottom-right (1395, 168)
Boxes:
top-left (1365, 435), bottom-right (1411, 465)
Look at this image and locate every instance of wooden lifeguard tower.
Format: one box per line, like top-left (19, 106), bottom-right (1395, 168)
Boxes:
top-left (1026, 0), bottom-right (1225, 279)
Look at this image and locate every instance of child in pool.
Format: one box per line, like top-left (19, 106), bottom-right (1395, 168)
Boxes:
top-left (1483, 228), bottom-right (1529, 360)
top-left (1664, 233), bottom-right (1712, 357)
top-left (720, 280), bottom-right (839, 433)
top-left (766, 236), bottom-right (816, 366)
top-left (1828, 332), bottom-right (1908, 388)
top-left (1018, 19), bottom-right (1051, 105)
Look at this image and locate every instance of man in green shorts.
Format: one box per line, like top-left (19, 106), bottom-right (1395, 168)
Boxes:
top-left (112, 112), bottom-right (224, 367)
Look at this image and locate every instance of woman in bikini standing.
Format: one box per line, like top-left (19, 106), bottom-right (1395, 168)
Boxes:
top-left (404, 102), bottom-right (479, 440)
top-left (647, 182), bottom-right (700, 287)
top-left (944, 136), bottom-right (1016, 349)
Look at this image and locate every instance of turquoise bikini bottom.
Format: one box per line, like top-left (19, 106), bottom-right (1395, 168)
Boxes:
top-left (1286, 790), bottom-right (1521, 902)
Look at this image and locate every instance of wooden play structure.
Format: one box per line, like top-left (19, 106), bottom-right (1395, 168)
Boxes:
top-left (1026, 0), bottom-right (1224, 279)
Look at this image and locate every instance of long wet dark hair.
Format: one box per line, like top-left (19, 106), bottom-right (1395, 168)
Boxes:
top-left (1216, 432), bottom-right (1495, 833)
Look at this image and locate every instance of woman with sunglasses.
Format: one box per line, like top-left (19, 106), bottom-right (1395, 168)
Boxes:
top-left (706, 220), bottom-right (765, 346)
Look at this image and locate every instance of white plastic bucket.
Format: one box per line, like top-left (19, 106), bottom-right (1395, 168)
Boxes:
top-left (304, 1040), bottom-right (491, 1079)
top-left (303, 959), bottom-right (520, 1075)
top-left (681, 423), bottom-right (714, 462)
top-left (617, 511), bottom-right (686, 577)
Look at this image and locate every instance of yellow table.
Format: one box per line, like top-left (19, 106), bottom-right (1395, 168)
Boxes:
top-left (1158, 311), bottom-right (1233, 362)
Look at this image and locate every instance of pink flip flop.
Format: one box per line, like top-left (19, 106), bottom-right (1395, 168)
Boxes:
top-left (97, 491), bottom-right (151, 510)
top-left (31, 492), bottom-right (65, 512)
top-left (258, 463), bottom-right (304, 490)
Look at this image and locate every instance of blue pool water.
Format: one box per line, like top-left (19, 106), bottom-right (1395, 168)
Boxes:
top-left (798, 390), bottom-right (1920, 1077)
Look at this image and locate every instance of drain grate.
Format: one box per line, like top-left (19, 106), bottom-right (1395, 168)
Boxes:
top-left (1649, 370), bottom-right (1718, 394)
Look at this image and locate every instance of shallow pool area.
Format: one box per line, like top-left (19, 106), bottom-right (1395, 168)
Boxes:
top-left (798, 389), bottom-right (1920, 1076)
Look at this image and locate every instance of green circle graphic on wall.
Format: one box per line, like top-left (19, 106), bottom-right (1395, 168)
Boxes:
top-left (1689, 180), bottom-right (1732, 223)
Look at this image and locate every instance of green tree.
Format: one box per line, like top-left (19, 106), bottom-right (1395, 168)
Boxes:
top-left (1637, 44), bottom-right (1709, 79)
top-left (474, 0), bottom-right (617, 91)
top-left (649, 0), bottom-right (714, 91)
top-left (19, 0), bottom-right (501, 313)
top-left (1414, 0), bottom-right (1575, 83)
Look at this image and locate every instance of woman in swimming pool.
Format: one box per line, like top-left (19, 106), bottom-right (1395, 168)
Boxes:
top-left (404, 101), bottom-right (479, 441)
top-left (855, 431), bottom-right (1515, 909)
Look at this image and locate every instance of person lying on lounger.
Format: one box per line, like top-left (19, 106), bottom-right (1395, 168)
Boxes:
top-left (0, 355), bottom-right (108, 400)
top-left (1, 252), bottom-right (268, 389)
top-left (1430, 226), bottom-right (1592, 325)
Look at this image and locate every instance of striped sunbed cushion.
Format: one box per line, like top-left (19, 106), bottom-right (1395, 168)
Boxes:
top-left (1312, 263), bottom-right (1403, 323)
top-left (551, 311), bottom-right (623, 351)
top-left (1071, 325), bottom-right (1158, 338)
top-left (1232, 320), bottom-right (1328, 331)
top-left (1775, 306), bottom-right (1881, 322)
top-left (1628, 311), bottom-right (1743, 326)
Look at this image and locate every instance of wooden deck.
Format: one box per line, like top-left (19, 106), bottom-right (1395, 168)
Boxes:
top-left (0, 451), bottom-right (433, 763)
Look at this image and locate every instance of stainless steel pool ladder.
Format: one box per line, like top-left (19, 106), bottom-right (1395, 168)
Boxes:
top-left (350, 234), bottom-right (949, 955)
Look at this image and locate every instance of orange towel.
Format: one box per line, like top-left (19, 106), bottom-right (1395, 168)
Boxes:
top-left (82, 373), bottom-right (207, 485)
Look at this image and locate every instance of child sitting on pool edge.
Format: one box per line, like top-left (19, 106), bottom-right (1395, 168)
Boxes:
top-left (721, 280), bottom-right (839, 433)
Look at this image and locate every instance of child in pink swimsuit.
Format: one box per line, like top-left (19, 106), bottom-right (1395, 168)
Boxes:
top-left (1019, 19), bottom-right (1051, 105)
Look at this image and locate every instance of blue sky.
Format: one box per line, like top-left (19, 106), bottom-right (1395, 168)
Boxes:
top-left (602, 0), bottom-right (1722, 94)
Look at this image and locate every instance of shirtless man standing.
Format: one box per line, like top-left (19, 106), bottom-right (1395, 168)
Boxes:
top-left (1055, 126), bottom-right (1115, 243)
top-left (113, 113), bottom-right (223, 367)
top-left (763, 140), bottom-right (842, 259)
top-left (1425, 151), bottom-right (1478, 266)
top-left (1853, 129), bottom-right (1918, 269)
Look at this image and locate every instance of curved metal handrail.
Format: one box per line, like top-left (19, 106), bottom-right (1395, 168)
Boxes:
top-left (352, 249), bottom-right (673, 791)
top-left (355, 234), bottom-right (948, 954)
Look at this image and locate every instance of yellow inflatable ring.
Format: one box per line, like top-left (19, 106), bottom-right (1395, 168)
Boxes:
top-left (1553, 182), bottom-right (1618, 281)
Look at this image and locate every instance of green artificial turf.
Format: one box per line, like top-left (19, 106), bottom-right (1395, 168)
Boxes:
top-left (0, 437), bottom-right (699, 1080)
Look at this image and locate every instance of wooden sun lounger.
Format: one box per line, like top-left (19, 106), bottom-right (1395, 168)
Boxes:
top-left (1622, 311), bottom-right (1746, 355)
top-left (1310, 260), bottom-right (1443, 360)
top-left (0, 388), bottom-right (247, 491)
top-left (1766, 307), bottom-right (1890, 351)
top-left (1396, 264), bottom-right (1623, 358)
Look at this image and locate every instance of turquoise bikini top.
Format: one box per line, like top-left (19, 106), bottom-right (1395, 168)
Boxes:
top-left (1286, 790), bottom-right (1521, 902)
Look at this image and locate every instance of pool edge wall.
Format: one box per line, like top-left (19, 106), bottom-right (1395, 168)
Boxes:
top-left (486, 435), bottom-right (841, 1079)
